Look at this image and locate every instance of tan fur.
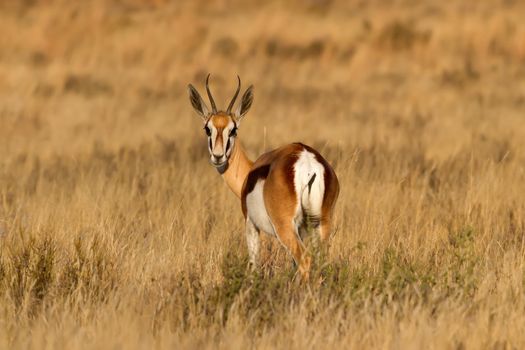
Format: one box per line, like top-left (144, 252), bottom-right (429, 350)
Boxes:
top-left (231, 141), bottom-right (338, 280)
top-left (257, 144), bottom-right (312, 279)
top-left (222, 138), bottom-right (253, 198)
top-left (208, 113), bottom-right (232, 156)
top-left (209, 113), bottom-right (231, 128)
top-left (194, 100), bottom-right (339, 281)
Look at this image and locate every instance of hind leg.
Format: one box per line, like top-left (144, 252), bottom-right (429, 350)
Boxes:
top-left (317, 215), bottom-right (335, 262)
top-left (262, 166), bottom-right (311, 280)
top-left (319, 218), bottom-right (332, 242)
top-left (273, 220), bottom-right (311, 280)
top-left (265, 200), bottom-right (311, 280)
top-left (319, 201), bottom-right (338, 243)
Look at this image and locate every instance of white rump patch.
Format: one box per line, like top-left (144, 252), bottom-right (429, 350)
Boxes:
top-left (294, 150), bottom-right (325, 221)
top-left (246, 180), bottom-right (276, 235)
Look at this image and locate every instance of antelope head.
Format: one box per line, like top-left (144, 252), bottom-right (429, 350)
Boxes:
top-left (188, 74), bottom-right (254, 170)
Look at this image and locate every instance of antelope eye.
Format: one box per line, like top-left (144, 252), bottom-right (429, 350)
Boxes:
top-left (204, 126), bottom-right (211, 136)
top-left (229, 127), bottom-right (237, 137)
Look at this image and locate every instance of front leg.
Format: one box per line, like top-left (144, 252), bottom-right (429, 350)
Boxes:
top-left (245, 218), bottom-right (260, 269)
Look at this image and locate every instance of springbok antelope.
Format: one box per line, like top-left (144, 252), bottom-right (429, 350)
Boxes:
top-left (187, 75), bottom-right (339, 280)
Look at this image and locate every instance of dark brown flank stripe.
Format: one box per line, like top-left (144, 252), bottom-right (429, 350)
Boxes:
top-left (241, 165), bottom-right (270, 218)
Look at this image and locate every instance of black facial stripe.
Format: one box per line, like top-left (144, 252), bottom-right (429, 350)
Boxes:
top-left (226, 137), bottom-right (231, 153)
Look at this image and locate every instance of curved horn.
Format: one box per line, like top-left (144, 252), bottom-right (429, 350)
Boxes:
top-left (206, 74), bottom-right (217, 113)
top-left (226, 75), bottom-right (241, 114)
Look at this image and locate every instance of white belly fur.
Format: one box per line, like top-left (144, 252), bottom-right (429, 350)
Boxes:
top-left (245, 180), bottom-right (276, 235)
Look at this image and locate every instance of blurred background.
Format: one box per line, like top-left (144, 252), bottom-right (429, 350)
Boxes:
top-left (1, 0), bottom-right (524, 161)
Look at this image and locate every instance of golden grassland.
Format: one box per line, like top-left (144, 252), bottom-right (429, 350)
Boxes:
top-left (1, 0), bottom-right (525, 348)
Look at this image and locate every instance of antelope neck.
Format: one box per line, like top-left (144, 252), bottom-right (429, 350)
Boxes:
top-left (220, 138), bottom-right (254, 198)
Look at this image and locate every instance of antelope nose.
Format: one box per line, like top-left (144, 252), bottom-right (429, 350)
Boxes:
top-left (212, 154), bottom-right (223, 162)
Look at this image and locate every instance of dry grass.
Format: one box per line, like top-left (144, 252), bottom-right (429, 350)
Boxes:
top-left (1, 0), bottom-right (525, 348)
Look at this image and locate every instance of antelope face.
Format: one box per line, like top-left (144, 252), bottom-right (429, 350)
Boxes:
top-left (204, 113), bottom-right (237, 167)
top-left (188, 75), bottom-right (253, 170)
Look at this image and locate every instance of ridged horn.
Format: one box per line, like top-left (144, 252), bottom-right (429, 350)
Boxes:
top-left (205, 73), bottom-right (217, 113)
top-left (226, 75), bottom-right (241, 114)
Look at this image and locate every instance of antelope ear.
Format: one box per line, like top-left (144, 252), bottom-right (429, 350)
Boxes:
top-left (188, 84), bottom-right (209, 120)
top-left (235, 85), bottom-right (253, 122)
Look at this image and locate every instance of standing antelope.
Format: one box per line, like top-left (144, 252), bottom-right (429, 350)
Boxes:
top-left (187, 75), bottom-right (339, 280)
